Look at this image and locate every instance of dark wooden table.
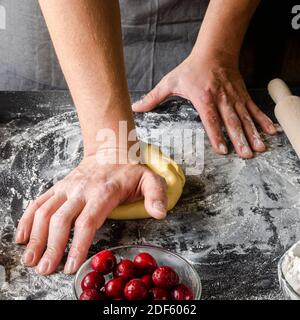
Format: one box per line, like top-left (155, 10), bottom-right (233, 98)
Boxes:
top-left (0, 89), bottom-right (299, 300)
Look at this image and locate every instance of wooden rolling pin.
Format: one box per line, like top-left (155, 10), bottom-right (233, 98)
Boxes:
top-left (268, 78), bottom-right (300, 158)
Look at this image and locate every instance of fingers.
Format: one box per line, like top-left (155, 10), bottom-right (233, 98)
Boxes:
top-left (64, 201), bottom-right (111, 275)
top-left (218, 97), bottom-right (253, 159)
top-left (194, 91), bottom-right (228, 155)
top-left (197, 106), bottom-right (228, 155)
top-left (36, 198), bottom-right (84, 275)
top-left (22, 194), bottom-right (66, 267)
top-left (64, 183), bottom-right (120, 275)
top-left (247, 99), bottom-right (278, 135)
top-left (132, 81), bottom-right (170, 112)
top-left (234, 103), bottom-right (266, 153)
top-left (64, 212), bottom-right (98, 275)
top-left (141, 172), bottom-right (168, 220)
top-left (16, 188), bottom-right (54, 244)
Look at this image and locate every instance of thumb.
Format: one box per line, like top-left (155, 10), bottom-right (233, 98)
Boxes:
top-left (141, 171), bottom-right (168, 220)
top-left (132, 82), bottom-right (170, 112)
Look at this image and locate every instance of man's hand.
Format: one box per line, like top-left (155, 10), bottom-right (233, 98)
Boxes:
top-left (134, 0), bottom-right (279, 159)
top-left (16, 154), bottom-right (167, 275)
top-left (133, 55), bottom-right (277, 158)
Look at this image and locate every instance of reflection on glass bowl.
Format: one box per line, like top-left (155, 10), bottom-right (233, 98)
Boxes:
top-left (74, 244), bottom-right (202, 300)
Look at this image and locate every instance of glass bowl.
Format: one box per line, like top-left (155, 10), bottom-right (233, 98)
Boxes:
top-left (73, 244), bottom-right (202, 300)
top-left (278, 251), bottom-right (300, 300)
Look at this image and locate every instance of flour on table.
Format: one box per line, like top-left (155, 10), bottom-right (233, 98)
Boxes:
top-left (282, 241), bottom-right (300, 295)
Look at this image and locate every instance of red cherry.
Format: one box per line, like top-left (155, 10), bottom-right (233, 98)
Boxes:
top-left (113, 259), bottom-right (137, 280)
top-left (105, 278), bottom-right (126, 299)
top-left (124, 279), bottom-right (148, 300)
top-left (152, 266), bottom-right (179, 289)
top-left (81, 271), bottom-right (105, 291)
top-left (91, 250), bottom-right (116, 274)
top-left (79, 289), bottom-right (104, 300)
top-left (141, 274), bottom-right (153, 289)
top-left (149, 287), bottom-right (171, 300)
top-left (134, 252), bottom-right (158, 275)
top-left (171, 284), bottom-right (194, 300)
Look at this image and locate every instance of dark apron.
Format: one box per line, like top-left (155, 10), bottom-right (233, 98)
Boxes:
top-left (0, 0), bottom-right (209, 92)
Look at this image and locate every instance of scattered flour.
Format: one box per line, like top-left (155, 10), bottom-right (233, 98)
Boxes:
top-left (0, 98), bottom-right (300, 300)
top-left (282, 241), bottom-right (300, 296)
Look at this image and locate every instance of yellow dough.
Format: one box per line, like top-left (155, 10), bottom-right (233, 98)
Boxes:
top-left (108, 143), bottom-right (186, 220)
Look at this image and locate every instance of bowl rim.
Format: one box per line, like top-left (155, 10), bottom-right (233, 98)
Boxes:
top-left (278, 250), bottom-right (300, 299)
top-left (73, 244), bottom-right (202, 300)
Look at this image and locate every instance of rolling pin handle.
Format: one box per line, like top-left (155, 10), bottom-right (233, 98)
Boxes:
top-left (268, 78), bottom-right (292, 104)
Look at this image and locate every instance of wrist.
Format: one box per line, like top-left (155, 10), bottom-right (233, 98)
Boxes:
top-left (96, 144), bottom-right (140, 165)
top-left (77, 100), bottom-right (136, 158)
top-left (83, 141), bottom-right (138, 158)
top-left (189, 46), bottom-right (240, 70)
top-left (83, 124), bottom-right (139, 163)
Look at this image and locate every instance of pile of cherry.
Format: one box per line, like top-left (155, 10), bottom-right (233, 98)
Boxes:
top-left (80, 249), bottom-right (193, 300)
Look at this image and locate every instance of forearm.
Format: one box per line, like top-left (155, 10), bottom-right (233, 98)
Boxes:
top-left (192, 0), bottom-right (260, 65)
top-left (39, 0), bottom-right (134, 156)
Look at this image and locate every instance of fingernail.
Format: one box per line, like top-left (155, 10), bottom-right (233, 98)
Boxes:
top-left (274, 124), bottom-right (283, 132)
top-left (152, 201), bottom-right (167, 219)
top-left (218, 143), bottom-right (228, 155)
top-left (268, 123), bottom-right (277, 134)
top-left (241, 145), bottom-right (252, 157)
top-left (254, 138), bottom-right (265, 149)
top-left (22, 250), bottom-right (34, 265)
top-left (37, 259), bottom-right (50, 275)
top-left (15, 229), bottom-right (24, 243)
top-left (132, 99), bottom-right (143, 109)
top-left (64, 258), bottom-right (76, 275)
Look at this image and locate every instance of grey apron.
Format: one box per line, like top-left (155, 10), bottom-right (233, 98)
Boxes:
top-left (0, 0), bottom-right (209, 92)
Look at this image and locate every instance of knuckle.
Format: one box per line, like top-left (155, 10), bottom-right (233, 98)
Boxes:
top-left (34, 196), bottom-right (44, 206)
top-left (68, 245), bottom-right (86, 259)
top-left (102, 181), bottom-right (119, 195)
top-left (217, 87), bottom-right (227, 100)
top-left (227, 118), bottom-right (240, 128)
top-left (225, 81), bottom-right (234, 92)
top-left (50, 213), bottom-right (69, 228)
top-left (71, 181), bottom-right (87, 196)
top-left (205, 108), bottom-right (217, 120)
top-left (263, 117), bottom-right (273, 125)
top-left (205, 112), bottom-right (219, 127)
top-left (91, 181), bottom-right (119, 200)
top-left (53, 182), bottom-right (64, 194)
top-left (45, 246), bottom-right (59, 258)
top-left (240, 114), bottom-right (252, 125)
top-left (253, 107), bottom-right (262, 116)
top-left (258, 112), bottom-right (272, 125)
top-left (257, 113), bottom-right (271, 125)
top-left (28, 235), bottom-right (41, 247)
top-left (199, 89), bottom-right (213, 104)
top-left (35, 207), bottom-right (51, 219)
top-left (75, 216), bottom-right (96, 231)
top-left (30, 199), bottom-right (41, 211)
top-left (149, 173), bottom-right (167, 190)
top-left (248, 102), bottom-right (263, 117)
top-left (155, 175), bottom-right (167, 187)
top-left (227, 113), bottom-right (241, 128)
